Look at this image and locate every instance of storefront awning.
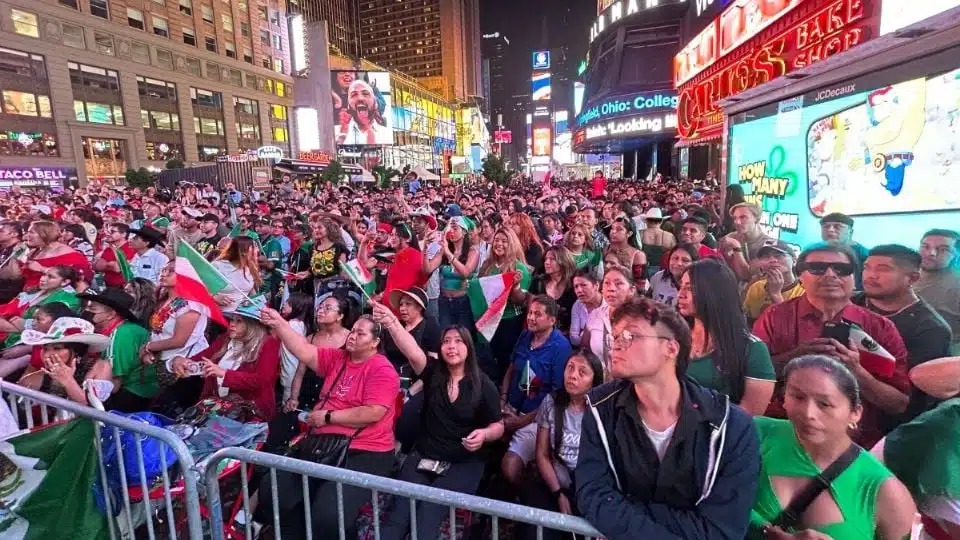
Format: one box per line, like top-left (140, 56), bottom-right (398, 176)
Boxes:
top-left (275, 159), bottom-right (363, 176)
top-left (675, 132), bottom-right (722, 148)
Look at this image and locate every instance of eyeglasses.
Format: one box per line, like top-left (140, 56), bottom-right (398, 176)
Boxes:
top-left (317, 304), bottom-right (341, 313)
top-left (800, 262), bottom-right (856, 277)
top-left (612, 330), bottom-right (671, 350)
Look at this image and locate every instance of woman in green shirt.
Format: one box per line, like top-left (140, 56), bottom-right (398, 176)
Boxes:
top-left (477, 227), bottom-right (531, 383)
top-left (749, 355), bottom-right (915, 539)
top-left (678, 259), bottom-right (775, 415)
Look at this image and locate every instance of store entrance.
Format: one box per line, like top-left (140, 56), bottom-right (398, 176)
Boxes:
top-left (82, 136), bottom-right (127, 185)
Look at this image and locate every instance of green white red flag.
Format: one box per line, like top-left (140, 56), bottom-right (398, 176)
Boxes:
top-left (175, 240), bottom-right (228, 326)
top-left (468, 272), bottom-right (518, 342)
top-left (343, 258), bottom-right (376, 299)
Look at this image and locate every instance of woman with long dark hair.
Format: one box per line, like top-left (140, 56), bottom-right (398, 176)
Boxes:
top-left (677, 259), bottom-right (775, 415)
top-left (477, 226), bottom-right (531, 382)
top-left (648, 244), bottom-right (699, 307)
top-left (372, 300), bottom-right (503, 540)
top-left (530, 245), bottom-right (578, 336)
top-left (425, 216), bottom-right (480, 332)
top-left (509, 213), bottom-right (545, 273)
top-left (278, 292), bottom-right (315, 405)
top-left (604, 216), bottom-right (647, 287)
top-left (212, 235), bottom-right (262, 311)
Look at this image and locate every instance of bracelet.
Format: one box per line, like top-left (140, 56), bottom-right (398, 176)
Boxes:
top-left (551, 488), bottom-right (564, 499)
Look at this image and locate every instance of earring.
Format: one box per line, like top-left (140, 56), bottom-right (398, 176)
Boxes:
top-left (848, 421), bottom-right (858, 430)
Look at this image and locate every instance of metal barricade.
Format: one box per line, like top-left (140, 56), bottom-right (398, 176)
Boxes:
top-left (0, 381), bottom-right (204, 540)
top-left (203, 447), bottom-right (604, 540)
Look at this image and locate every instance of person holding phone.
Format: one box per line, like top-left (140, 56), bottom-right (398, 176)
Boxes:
top-left (753, 243), bottom-right (909, 448)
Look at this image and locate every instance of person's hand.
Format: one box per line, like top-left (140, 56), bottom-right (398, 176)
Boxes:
top-left (170, 356), bottom-right (189, 377)
top-left (556, 493), bottom-right (573, 515)
top-left (213, 293), bottom-right (232, 307)
top-left (260, 307), bottom-right (285, 328)
top-left (294, 271), bottom-right (310, 280)
top-left (363, 231), bottom-right (377, 244)
top-left (719, 235), bottom-right (742, 253)
top-left (461, 429), bottom-right (486, 452)
top-left (283, 398), bottom-right (299, 413)
top-left (42, 356), bottom-right (75, 384)
top-left (305, 409), bottom-right (328, 428)
top-left (201, 359), bottom-right (226, 378)
top-left (25, 260), bottom-right (45, 272)
top-left (790, 530), bottom-right (834, 540)
top-left (765, 270), bottom-right (785, 295)
top-left (139, 344), bottom-right (155, 364)
top-left (829, 338), bottom-right (861, 371)
top-left (370, 299), bottom-right (397, 326)
top-left (789, 338), bottom-right (837, 359)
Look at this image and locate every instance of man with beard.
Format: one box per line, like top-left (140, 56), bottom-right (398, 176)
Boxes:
top-left (336, 78), bottom-right (390, 145)
top-left (916, 229), bottom-right (960, 354)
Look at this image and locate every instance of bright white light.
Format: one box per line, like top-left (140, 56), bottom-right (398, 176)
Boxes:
top-left (574, 82), bottom-right (586, 116)
top-left (295, 107), bottom-right (320, 151)
top-left (290, 15), bottom-right (307, 72)
top-left (880, 0), bottom-right (960, 34)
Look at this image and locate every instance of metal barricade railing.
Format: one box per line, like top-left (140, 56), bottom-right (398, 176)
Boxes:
top-left (203, 447), bottom-right (604, 540)
top-left (0, 381), bottom-right (204, 540)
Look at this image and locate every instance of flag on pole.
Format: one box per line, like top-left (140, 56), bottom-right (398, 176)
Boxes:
top-left (342, 258), bottom-right (376, 300)
top-left (467, 272), bottom-right (518, 342)
top-left (0, 419), bottom-right (110, 540)
top-left (175, 240), bottom-right (228, 326)
top-left (113, 246), bottom-right (134, 282)
top-left (851, 325), bottom-right (898, 377)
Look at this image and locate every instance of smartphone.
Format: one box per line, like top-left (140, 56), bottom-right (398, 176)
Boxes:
top-left (184, 361), bottom-right (204, 377)
top-left (821, 321), bottom-right (852, 343)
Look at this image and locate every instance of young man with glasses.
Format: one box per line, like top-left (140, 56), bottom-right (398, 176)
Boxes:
top-left (916, 229), bottom-right (960, 355)
top-left (576, 297), bottom-right (760, 540)
top-left (752, 243), bottom-right (908, 447)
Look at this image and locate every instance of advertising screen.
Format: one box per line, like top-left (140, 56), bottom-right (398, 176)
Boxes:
top-left (331, 71), bottom-right (394, 146)
top-left (532, 72), bottom-right (552, 102)
top-left (727, 58), bottom-right (960, 249)
top-left (532, 127), bottom-right (552, 156)
top-left (533, 50), bottom-right (550, 70)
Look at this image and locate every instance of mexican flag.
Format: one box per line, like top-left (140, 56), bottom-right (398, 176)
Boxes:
top-left (113, 246), bottom-right (133, 282)
top-left (175, 240), bottom-right (228, 326)
top-left (851, 325), bottom-right (898, 377)
top-left (521, 361), bottom-right (542, 398)
top-left (468, 272), bottom-right (518, 342)
top-left (0, 419), bottom-right (109, 539)
top-left (343, 258), bottom-right (376, 299)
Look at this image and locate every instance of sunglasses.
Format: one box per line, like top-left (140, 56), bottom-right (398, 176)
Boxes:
top-left (800, 262), bottom-right (856, 277)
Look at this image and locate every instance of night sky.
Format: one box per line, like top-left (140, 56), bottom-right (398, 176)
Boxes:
top-left (480, 0), bottom-right (596, 98)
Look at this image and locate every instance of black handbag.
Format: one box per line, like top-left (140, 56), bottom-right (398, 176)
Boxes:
top-left (288, 359), bottom-right (363, 468)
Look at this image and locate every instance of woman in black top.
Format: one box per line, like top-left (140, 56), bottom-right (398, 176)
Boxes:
top-left (382, 287), bottom-right (441, 379)
top-left (529, 246), bottom-right (578, 336)
top-left (372, 301), bottom-right (504, 540)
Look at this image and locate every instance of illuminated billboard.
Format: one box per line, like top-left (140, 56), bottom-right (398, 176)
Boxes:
top-left (676, 0), bottom-right (882, 142)
top-left (577, 90), bottom-right (678, 127)
top-left (533, 50), bottom-right (551, 70)
top-left (590, 0), bottom-right (686, 43)
top-left (532, 72), bottom-right (552, 101)
top-left (880, 0), bottom-right (960, 35)
top-left (574, 82), bottom-right (586, 116)
top-left (331, 70), bottom-right (394, 146)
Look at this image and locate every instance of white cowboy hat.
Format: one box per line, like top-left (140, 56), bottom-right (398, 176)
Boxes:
top-left (20, 317), bottom-right (109, 352)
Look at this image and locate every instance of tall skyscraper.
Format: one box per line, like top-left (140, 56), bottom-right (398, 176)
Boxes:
top-left (289, 0), bottom-right (357, 57)
top-left (357, 0), bottom-right (482, 101)
top-left (482, 32), bottom-right (509, 119)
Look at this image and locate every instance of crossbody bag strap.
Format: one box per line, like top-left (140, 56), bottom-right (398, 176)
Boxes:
top-left (316, 359), bottom-right (365, 440)
top-left (772, 443), bottom-right (861, 530)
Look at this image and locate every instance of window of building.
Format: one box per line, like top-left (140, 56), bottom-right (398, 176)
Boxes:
top-left (234, 96), bottom-right (258, 115)
top-left (262, 78), bottom-right (272, 94)
top-left (89, 0), bottom-right (108, 18)
top-left (142, 110), bottom-right (181, 130)
top-left (179, 0), bottom-right (193, 16)
top-left (156, 49), bottom-right (174, 69)
top-left (240, 22), bottom-right (250, 37)
top-left (236, 121), bottom-right (260, 140)
top-left (0, 132), bottom-right (59, 157)
top-left (243, 48), bottom-right (253, 64)
top-left (205, 62), bottom-right (220, 80)
top-left (201, 4), bottom-right (214, 23)
top-left (126, 7), bottom-right (144, 30)
top-left (270, 103), bottom-right (286, 121)
top-left (272, 34), bottom-right (282, 50)
top-left (152, 0), bottom-right (165, 6)
top-left (237, 0), bottom-right (247, 10)
top-left (190, 87), bottom-right (222, 108)
top-left (146, 142), bottom-right (184, 161)
top-left (261, 56), bottom-right (271, 70)
top-left (272, 126), bottom-right (288, 142)
top-left (204, 35), bottom-right (217, 52)
top-left (137, 76), bottom-right (178, 101)
top-left (195, 117), bottom-right (224, 135)
top-left (197, 145), bottom-right (223, 161)
top-left (245, 73), bottom-right (257, 90)
top-left (257, 6), bottom-right (267, 19)
top-left (94, 32), bottom-right (115, 55)
top-left (153, 16), bottom-right (169, 37)
top-left (225, 41), bottom-right (236, 58)
top-left (228, 69), bottom-right (242, 86)
top-left (131, 41), bottom-right (151, 64)
top-left (2, 91), bottom-right (52, 118)
top-left (221, 13), bottom-right (233, 32)
top-left (69, 62), bottom-right (121, 91)
top-left (259, 30), bottom-right (270, 47)
top-left (59, 0), bottom-right (80, 9)
top-left (273, 58), bottom-right (283, 74)
top-left (0, 47), bottom-right (47, 81)
top-left (182, 27), bottom-right (196, 46)
top-left (74, 101), bottom-right (124, 124)
top-left (184, 57), bottom-right (201, 76)
top-left (274, 80), bottom-right (285, 97)
top-left (62, 23), bottom-right (85, 49)
top-left (268, 9), bottom-right (279, 25)
top-left (11, 10), bottom-right (39, 38)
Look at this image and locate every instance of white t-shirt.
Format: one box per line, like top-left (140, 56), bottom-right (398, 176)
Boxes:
top-left (570, 300), bottom-right (605, 347)
top-left (649, 270), bottom-right (680, 307)
top-left (584, 304), bottom-right (612, 375)
top-left (216, 340), bottom-right (243, 397)
top-left (642, 419), bottom-right (677, 461)
top-left (154, 300), bottom-right (210, 369)
top-left (279, 319), bottom-right (306, 400)
top-left (212, 260), bottom-right (256, 311)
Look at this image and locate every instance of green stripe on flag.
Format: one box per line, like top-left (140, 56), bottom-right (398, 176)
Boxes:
top-left (114, 246), bottom-right (134, 282)
top-left (176, 240), bottom-right (230, 294)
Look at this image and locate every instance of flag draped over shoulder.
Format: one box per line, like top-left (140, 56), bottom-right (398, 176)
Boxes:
top-left (851, 325), bottom-right (897, 377)
top-left (342, 259), bottom-right (376, 298)
top-left (175, 240), bottom-right (228, 326)
top-left (113, 246), bottom-right (133, 282)
top-left (468, 272), bottom-right (518, 342)
top-left (0, 419), bottom-right (109, 540)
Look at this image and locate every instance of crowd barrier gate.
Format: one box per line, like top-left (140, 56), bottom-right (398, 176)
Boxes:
top-left (203, 446), bottom-right (604, 540)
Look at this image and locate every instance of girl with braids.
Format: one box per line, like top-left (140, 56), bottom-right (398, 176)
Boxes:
top-left (520, 350), bottom-right (604, 539)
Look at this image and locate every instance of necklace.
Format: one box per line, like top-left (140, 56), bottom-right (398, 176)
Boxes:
top-left (866, 298), bottom-right (918, 318)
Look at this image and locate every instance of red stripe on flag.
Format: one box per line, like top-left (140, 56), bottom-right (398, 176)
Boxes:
top-left (475, 273), bottom-right (516, 329)
top-left (174, 272), bottom-right (227, 326)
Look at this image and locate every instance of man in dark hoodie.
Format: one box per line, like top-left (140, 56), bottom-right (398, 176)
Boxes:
top-left (576, 297), bottom-right (760, 539)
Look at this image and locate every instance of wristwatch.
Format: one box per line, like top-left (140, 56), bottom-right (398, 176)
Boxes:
top-left (324, 410), bottom-right (333, 425)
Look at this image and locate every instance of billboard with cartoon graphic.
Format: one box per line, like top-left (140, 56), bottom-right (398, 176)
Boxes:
top-left (727, 47), bottom-right (960, 250)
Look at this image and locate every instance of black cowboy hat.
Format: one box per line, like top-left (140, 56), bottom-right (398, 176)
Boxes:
top-left (131, 226), bottom-right (166, 247)
top-left (77, 288), bottom-right (142, 326)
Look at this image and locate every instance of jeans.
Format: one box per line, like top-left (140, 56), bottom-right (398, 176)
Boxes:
top-left (426, 297), bottom-right (439, 323)
top-left (438, 294), bottom-right (474, 333)
top-left (379, 452), bottom-right (486, 540)
top-left (256, 449), bottom-right (395, 540)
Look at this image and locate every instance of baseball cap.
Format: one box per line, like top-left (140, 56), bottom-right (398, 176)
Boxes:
top-left (201, 213), bottom-right (220, 223)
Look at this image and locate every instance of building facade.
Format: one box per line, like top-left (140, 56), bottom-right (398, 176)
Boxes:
top-left (288, 0), bottom-right (355, 57)
top-left (0, 0), bottom-right (293, 184)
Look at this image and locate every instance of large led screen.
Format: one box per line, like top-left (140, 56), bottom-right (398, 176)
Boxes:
top-left (331, 70), bottom-right (394, 146)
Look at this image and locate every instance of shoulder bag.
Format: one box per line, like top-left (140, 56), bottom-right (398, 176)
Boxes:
top-left (291, 359), bottom-right (364, 468)
top-left (771, 443), bottom-right (861, 531)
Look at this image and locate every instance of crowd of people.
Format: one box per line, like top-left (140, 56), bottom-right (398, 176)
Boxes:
top-left (0, 172), bottom-right (958, 539)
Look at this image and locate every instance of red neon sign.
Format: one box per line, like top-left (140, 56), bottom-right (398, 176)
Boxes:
top-left (676, 0), bottom-right (879, 140)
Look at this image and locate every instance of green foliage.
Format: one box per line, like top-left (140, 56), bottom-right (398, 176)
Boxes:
top-left (372, 165), bottom-right (401, 188)
top-left (124, 167), bottom-right (153, 189)
top-left (482, 153), bottom-right (512, 186)
top-left (165, 158), bottom-right (185, 169)
top-left (319, 159), bottom-right (347, 186)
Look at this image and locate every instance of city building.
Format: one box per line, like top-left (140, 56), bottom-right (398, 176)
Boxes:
top-left (481, 31), bottom-right (509, 124)
top-left (288, 0), bottom-right (356, 57)
top-left (357, 0), bottom-right (482, 102)
top-left (0, 0), bottom-right (294, 185)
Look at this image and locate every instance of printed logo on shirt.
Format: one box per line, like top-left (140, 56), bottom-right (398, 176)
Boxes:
top-left (333, 374), bottom-right (355, 399)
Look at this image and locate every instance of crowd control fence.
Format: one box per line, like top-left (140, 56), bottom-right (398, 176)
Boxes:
top-left (0, 380), bottom-right (205, 540)
top-left (203, 446), bottom-right (604, 540)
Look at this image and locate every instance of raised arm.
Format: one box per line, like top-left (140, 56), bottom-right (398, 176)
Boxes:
top-left (260, 307), bottom-right (319, 371)
top-left (371, 300), bottom-right (428, 374)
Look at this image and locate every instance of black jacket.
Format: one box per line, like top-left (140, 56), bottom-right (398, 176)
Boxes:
top-left (575, 377), bottom-right (760, 539)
